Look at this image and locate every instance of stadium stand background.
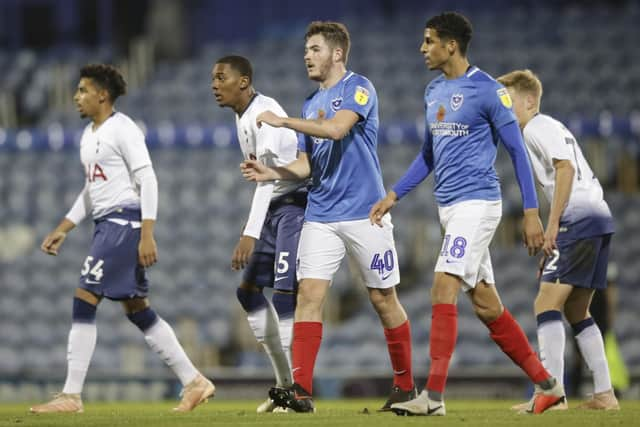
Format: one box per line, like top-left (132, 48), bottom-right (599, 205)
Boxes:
top-left (1, 0), bottom-right (638, 401)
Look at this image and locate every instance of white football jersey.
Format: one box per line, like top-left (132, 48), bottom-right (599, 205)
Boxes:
top-left (79, 112), bottom-right (151, 218)
top-left (523, 113), bottom-right (612, 228)
top-left (235, 93), bottom-right (305, 238)
top-left (235, 93), bottom-right (301, 196)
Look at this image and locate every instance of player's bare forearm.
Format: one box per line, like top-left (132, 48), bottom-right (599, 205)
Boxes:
top-left (242, 152), bottom-right (310, 182)
top-left (56, 218), bottom-right (77, 233)
top-left (138, 220), bottom-right (158, 267)
top-left (231, 235), bottom-right (256, 271)
top-left (141, 219), bottom-right (155, 239)
top-left (280, 117), bottom-right (341, 140)
top-left (275, 156), bottom-right (311, 180)
top-left (548, 160), bottom-right (575, 227)
top-left (41, 218), bottom-right (76, 255)
top-left (257, 109), bottom-right (357, 140)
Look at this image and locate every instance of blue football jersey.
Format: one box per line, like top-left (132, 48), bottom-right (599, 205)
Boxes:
top-left (423, 66), bottom-right (517, 206)
top-left (298, 71), bottom-right (385, 222)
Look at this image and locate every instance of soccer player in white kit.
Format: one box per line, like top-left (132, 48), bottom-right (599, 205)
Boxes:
top-left (211, 55), bottom-right (306, 413)
top-left (242, 21), bottom-right (415, 413)
top-left (30, 64), bottom-right (214, 414)
top-left (498, 69), bottom-right (619, 411)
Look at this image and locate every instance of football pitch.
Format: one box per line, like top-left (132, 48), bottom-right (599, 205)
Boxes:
top-left (2, 399), bottom-right (638, 427)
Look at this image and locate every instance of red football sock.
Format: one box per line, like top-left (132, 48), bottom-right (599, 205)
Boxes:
top-left (426, 304), bottom-right (457, 394)
top-left (487, 308), bottom-right (550, 384)
top-left (291, 321), bottom-right (323, 395)
top-left (384, 320), bottom-right (414, 391)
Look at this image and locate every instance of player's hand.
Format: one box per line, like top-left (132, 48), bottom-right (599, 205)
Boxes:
top-left (138, 235), bottom-right (158, 268)
top-left (522, 208), bottom-right (544, 256)
top-left (241, 159), bottom-right (275, 182)
top-left (369, 191), bottom-right (398, 227)
top-left (536, 255), bottom-right (546, 280)
top-left (40, 230), bottom-right (67, 255)
top-left (256, 111), bottom-right (284, 128)
top-left (542, 221), bottom-right (560, 258)
top-left (231, 235), bottom-right (256, 271)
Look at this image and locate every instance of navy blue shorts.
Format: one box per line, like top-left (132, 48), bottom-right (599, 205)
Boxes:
top-left (242, 193), bottom-right (306, 292)
top-left (540, 234), bottom-right (612, 289)
top-left (79, 208), bottom-right (149, 300)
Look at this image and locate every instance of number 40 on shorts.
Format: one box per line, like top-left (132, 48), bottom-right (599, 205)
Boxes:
top-left (370, 250), bottom-right (395, 276)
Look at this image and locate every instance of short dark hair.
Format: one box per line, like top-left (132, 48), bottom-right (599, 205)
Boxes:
top-left (80, 64), bottom-right (126, 102)
top-left (215, 55), bottom-right (253, 83)
top-left (426, 12), bottom-right (473, 56)
top-left (305, 21), bottom-right (351, 64)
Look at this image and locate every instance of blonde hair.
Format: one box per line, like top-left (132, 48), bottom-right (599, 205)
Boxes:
top-left (497, 69), bottom-right (543, 102)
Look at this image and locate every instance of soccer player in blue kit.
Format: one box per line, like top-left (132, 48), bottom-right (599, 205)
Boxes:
top-left (30, 64), bottom-right (213, 414)
top-left (369, 13), bottom-right (565, 415)
top-left (242, 21), bottom-right (415, 413)
top-left (498, 69), bottom-right (619, 411)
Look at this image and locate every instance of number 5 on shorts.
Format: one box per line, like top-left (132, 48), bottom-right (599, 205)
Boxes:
top-left (276, 251), bottom-right (290, 274)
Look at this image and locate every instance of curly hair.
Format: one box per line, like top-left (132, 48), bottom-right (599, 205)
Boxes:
top-left (426, 12), bottom-right (473, 56)
top-left (80, 64), bottom-right (127, 102)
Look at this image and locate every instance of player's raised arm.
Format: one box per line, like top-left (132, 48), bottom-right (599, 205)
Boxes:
top-left (241, 151), bottom-right (311, 182)
top-left (257, 109), bottom-right (359, 141)
top-left (497, 120), bottom-right (544, 255)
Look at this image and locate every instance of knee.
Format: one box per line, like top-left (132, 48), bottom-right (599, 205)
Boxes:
top-left (534, 293), bottom-right (563, 314)
top-left (126, 306), bottom-right (159, 332)
top-left (369, 288), bottom-right (395, 313)
top-left (431, 275), bottom-right (460, 304)
top-left (72, 297), bottom-right (97, 323)
top-left (295, 287), bottom-right (324, 314)
top-left (272, 291), bottom-right (296, 318)
top-left (473, 302), bottom-right (503, 323)
top-left (236, 287), bottom-right (266, 313)
top-left (564, 306), bottom-right (590, 325)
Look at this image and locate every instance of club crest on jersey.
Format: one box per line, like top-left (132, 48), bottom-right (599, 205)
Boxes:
top-left (354, 86), bottom-right (369, 106)
top-left (450, 93), bottom-right (464, 111)
top-left (331, 97), bottom-right (343, 112)
top-left (497, 88), bottom-right (512, 108)
top-left (437, 105), bottom-right (446, 122)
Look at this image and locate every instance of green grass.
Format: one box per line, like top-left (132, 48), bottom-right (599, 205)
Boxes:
top-left (2, 399), bottom-right (638, 427)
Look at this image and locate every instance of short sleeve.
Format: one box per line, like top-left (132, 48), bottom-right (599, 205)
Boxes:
top-left (339, 75), bottom-right (376, 121)
top-left (484, 82), bottom-right (517, 130)
top-left (524, 120), bottom-right (573, 166)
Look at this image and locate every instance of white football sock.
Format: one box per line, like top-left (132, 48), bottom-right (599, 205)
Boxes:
top-left (143, 317), bottom-right (199, 386)
top-left (575, 324), bottom-right (612, 393)
top-left (278, 315), bottom-right (294, 368)
top-left (247, 301), bottom-right (292, 388)
top-left (62, 322), bottom-right (97, 394)
top-left (537, 319), bottom-right (566, 384)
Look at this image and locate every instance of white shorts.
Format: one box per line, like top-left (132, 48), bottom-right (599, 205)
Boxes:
top-left (297, 215), bottom-right (400, 289)
top-left (434, 200), bottom-right (502, 291)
